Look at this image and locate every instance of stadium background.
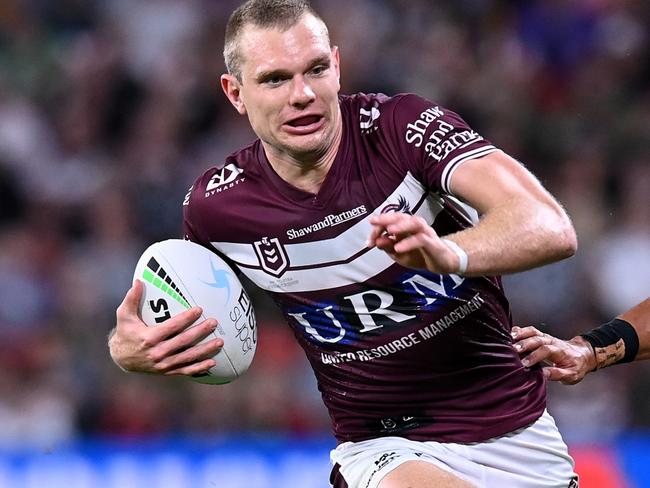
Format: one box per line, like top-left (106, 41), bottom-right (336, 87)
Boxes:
top-left (0, 0), bottom-right (648, 486)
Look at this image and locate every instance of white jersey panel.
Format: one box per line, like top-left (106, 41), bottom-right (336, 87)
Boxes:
top-left (212, 172), bottom-right (445, 293)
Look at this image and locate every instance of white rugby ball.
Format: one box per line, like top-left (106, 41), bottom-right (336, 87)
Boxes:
top-left (133, 239), bottom-right (257, 384)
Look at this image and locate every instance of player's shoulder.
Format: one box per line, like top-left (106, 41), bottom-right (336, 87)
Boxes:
top-left (341, 92), bottom-right (440, 111)
top-left (340, 92), bottom-right (445, 133)
top-left (340, 91), bottom-right (417, 114)
top-left (183, 139), bottom-right (261, 211)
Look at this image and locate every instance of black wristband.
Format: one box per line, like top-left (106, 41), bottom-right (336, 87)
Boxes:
top-left (580, 318), bottom-right (639, 369)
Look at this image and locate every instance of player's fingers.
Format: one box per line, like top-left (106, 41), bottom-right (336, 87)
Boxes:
top-left (162, 337), bottom-right (224, 372)
top-left (520, 343), bottom-right (563, 368)
top-left (146, 307), bottom-right (206, 343)
top-left (165, 358), bottom-right (218, 377)
top-left (392, 233), bottom-right (428, 253)
top-left (374, 234), bottom-right (397, 254)
top-left (513, 334), bottom-right (544, 354)
top-left (511, 325), bottom-right (543, 341)
top-left (393, 228), bottom-right (449, 254)
top-left (368, 213), bottom-right (417, 247)
top-left (542, 367), bottom-right (565, 382)
top-left (155, 337), bottom-right (223, 373)
top-left (370, 212), bottom-right (406, 227)
top-left (367, 223), bottom-right (387, 247)
top-left (386, 216), bottom-right (434, 240)
top-left (515, 330), bottom-right (559, 356)
top-left (116, 280), bottom-right (144, 322)
top-left (155, 316), bottom-right (218, 353)
top-left (368, 212), bottom-right (405, 235)
top-left (543, 367), bottom-right (582, 385)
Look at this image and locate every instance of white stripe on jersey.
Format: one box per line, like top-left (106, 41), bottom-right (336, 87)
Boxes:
top-left (446, 195), bottom-right (480, 226)
top-left (440, 146), bottom-right (499, 194)
top-left (212, 172), bottom-right (444, 293)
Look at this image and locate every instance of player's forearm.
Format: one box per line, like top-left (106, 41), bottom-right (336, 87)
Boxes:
top-left (619, 298), bottom-right (650, 361)
top-left (446, 196), bottom-right (577, 276)
top-left (513, 300), bottom-right (648, 383)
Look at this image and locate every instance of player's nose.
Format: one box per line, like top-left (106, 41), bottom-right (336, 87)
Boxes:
top-left (289, 75), bottom-right (315, 107)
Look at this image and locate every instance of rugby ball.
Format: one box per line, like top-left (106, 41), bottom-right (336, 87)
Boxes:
top-left (133, 239), bottom-right (256, 384)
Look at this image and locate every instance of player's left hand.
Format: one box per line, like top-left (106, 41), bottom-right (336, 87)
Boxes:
top-left (511, 325), bottom-right (597, 385)
top-left (367, 212), bottom-right (459, 274)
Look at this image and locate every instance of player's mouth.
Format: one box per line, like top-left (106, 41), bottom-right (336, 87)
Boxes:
top-left (283, 114), bottom-right (325, 135)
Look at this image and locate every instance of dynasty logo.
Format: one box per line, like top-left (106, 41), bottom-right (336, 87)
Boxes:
top-left (204, 163), bottom-right (245, 197)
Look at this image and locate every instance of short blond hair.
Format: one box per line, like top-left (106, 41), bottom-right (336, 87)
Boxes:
top-left (224, 0), bottom-right (329, 81)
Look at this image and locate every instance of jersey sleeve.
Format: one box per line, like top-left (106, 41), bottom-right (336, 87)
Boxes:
top-left (389, 94), bottom-right (499, 195)
top-left (180, 172), bottom-right (245, 277)
top-left (181, 178), bottom-right (209, 245)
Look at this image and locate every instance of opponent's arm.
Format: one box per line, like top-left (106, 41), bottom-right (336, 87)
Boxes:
top-left (620, 298), bottom-right (650, 361)
top-left (109, 280), bottom-right (223, 376)
top-left (512, 297), bottom-right (650, 385)
top-left (368, 151), bottom-right (577, 275)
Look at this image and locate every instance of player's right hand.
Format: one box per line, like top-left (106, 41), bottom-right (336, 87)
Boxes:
top-left (511, 325), bottom-right (597, 385)
top-left (109, 280), bottom-right (223, 377)
top-left (367, 212), bottom-right (460, 274)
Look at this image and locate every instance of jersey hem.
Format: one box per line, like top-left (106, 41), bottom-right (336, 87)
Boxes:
top-left (333, 404), bottom-right (546, 445)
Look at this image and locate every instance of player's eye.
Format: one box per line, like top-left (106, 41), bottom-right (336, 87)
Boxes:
top-left (266, 76), bottom-right (285, 86)
top-left (260, 73), bottom-right (288, 86)
top-left (311, 65), bottom-right (327, 76)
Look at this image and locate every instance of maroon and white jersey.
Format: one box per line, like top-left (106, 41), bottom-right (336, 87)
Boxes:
top-left (183, 93), bottom-right (545, 444)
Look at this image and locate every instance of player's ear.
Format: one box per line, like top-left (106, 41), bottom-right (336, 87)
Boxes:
top-left (332, 45), bottom-right (341, 83)
top-left (221, 74), bottom-right (247, 115)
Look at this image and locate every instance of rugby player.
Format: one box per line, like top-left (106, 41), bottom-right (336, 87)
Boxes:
top-left (109, 1), bottom-right (580, 486)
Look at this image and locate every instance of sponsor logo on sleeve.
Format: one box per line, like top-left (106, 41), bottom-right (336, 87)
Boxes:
top-left (404, 106), bottom-right (445, 148)
top-left (253, 237), bottom-right (290, 277)
top-left (360, 105), bottom-right (381, 134)
top-left (204, 164), bottom-right (245, 197)
top-left (404, 106), bottom-right (482, 162)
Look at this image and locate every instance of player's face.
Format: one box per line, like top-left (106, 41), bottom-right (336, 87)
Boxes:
top-left (222, 14), bottom-right (341, 163)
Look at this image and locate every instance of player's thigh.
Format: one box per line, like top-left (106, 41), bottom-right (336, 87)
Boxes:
top-left (378, 460), bottom-right (476, 488)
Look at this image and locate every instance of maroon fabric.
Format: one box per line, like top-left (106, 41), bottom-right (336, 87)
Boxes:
top-left (183, 93), bottom-right (546, 444)
top-left (329, 463), bottom-right (349, 488)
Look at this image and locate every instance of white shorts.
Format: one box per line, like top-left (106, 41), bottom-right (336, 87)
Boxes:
top-left (330, 410), bottom-right (578, 488)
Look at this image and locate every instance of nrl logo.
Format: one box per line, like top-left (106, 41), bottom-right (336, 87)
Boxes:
top-left (253, 237), bottom-right (290, 277)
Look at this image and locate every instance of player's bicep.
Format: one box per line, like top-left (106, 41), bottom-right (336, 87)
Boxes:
top-left (448, 150), bottom-right (563, 215)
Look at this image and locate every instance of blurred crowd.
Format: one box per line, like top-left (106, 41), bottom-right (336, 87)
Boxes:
top-left (0, 0), bottom-right (649, 449)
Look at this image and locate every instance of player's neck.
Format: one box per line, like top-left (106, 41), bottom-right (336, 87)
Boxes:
top-left (263, 116), bottom-right (343, 195)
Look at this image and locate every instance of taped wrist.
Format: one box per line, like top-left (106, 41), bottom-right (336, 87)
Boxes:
top-left (441, 238), bottom-right (468, 274)
top-left (580, 318), bottom-right (639, 369)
